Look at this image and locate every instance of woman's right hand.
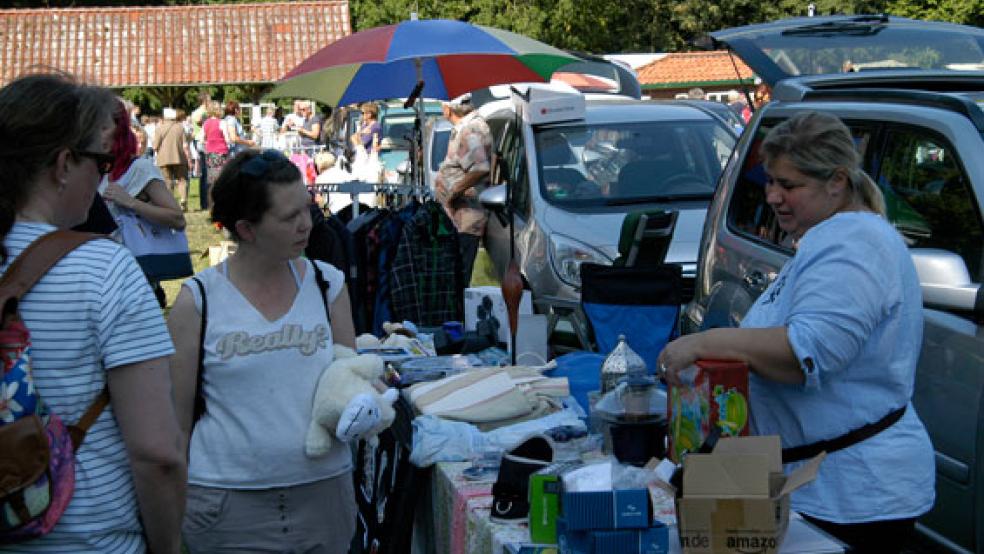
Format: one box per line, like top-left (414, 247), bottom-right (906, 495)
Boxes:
top-left (657, 333), bottom-right (705, 386)
top-left (103, 182), bottom-right (136, 210)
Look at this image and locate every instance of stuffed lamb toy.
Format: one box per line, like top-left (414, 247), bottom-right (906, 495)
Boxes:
top-left (305, 345), bottom-right (399, 458)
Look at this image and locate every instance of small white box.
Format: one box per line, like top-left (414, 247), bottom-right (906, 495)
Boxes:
top-left (513, 83), bottom-right (586, 126)
top-left (464, 286), bottom-right (533, 348)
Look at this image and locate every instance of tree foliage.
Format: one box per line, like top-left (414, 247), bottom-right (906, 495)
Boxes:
top-left (4, 0), bottom-right (981, 110)
top-left (352, 0), bottom-right (980, 53)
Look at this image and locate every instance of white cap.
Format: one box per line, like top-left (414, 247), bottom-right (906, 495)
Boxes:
top-left (448, 92), bottom-right (471, 107)
top-left (162, 107), bottom-right (177, 120)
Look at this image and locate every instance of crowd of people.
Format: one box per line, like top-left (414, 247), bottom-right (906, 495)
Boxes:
top-left (0, 70), bottom-right (930, 554)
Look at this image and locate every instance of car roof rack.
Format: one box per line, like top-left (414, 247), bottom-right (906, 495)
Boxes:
top-left (789, 87), bottom-right (984, 132)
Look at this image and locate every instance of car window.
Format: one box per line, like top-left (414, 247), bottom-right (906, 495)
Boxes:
top-left (875, 126), bottom-right (983, 280)
top-left (728, 119), bottom-right (873, 250)
top-left (430, 128), bottom-right (450, 172)
top-left (381, 115), bottom-right (414, 145)
top-left (535, 120), bottom-right (735, 207)
top-left (503, 124), bottom-right (530, 217)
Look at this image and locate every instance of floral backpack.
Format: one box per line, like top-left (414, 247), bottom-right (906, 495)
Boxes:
top-left (0, 231), bottom-right (109, 543)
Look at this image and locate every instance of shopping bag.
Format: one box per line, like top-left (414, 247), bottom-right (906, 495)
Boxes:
top-left (116, 210), bottom-right (193, 281)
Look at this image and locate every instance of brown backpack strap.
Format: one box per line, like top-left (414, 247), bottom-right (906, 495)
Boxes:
top-left (1, 230), bottom-right (107, 448)
top-left (0, 230), bottom-right (102, 299)
top-left (68, 387), bottom-right (111, 451)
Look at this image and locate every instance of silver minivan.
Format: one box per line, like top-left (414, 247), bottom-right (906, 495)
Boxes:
top-left (687, 16), bottom-right (984, 553)
top-left (479, 85), bottom-right (737, 343)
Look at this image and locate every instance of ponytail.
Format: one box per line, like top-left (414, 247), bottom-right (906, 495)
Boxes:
top-left (850, 169), bottom-right (886, 217)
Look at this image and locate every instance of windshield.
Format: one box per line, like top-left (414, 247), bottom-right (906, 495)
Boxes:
top-left (716, 17), bottom-right (984, 85)
top-left (381, 115), bottom-right (415, 146)
top-left (535, 120), bottom-right (736, 206)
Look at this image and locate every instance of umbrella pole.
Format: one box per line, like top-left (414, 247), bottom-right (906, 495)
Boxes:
top-left (414, 58), bottom-right (425, 198)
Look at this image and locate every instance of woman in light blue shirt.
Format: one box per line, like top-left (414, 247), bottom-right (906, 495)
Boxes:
top-left (659, 112), bottom-right (934, 553)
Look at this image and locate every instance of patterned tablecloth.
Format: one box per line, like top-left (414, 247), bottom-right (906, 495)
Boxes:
top-left (429, 461), bottom-right (530, 554)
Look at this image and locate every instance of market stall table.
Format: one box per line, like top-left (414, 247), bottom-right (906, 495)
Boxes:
top-left (418, 461), bottom-right (847, 554)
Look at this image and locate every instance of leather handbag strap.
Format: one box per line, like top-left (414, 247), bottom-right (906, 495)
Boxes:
top-left (68, 389), bottom-right (111, 452)
top-left (311, 261), bottom-right (332, 324)
top-left (0, 230), bottom-right (110, 450)
top-left (191, 277), bottom-right (208, 423)
top-left (781, 405), bottom-right (906, 464)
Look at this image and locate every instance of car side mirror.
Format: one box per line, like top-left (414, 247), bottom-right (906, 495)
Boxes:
top-left (910, 248), bottom-right (983, 314)
top-left (481, 184), bottom-right (510, 227)
top-left (480, 184), bottom-right (508, 211)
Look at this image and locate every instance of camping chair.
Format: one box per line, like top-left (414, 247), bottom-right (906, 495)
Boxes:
top-left (578, 209), bottom-right (682, 371)
top-left (614, 210), bottom-right (678, 268)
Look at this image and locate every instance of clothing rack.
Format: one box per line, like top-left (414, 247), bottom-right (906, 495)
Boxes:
top-left (283, 143), bottom-right (328, 156)
top-left (312, 181), bottom-right (417, 218)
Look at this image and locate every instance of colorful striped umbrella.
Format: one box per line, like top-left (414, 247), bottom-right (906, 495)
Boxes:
top-left (269, 19), bottom-right (578, 106)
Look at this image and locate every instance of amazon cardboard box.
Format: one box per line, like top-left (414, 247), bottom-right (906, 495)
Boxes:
top-left (676, 436), bottom-right (825, 554)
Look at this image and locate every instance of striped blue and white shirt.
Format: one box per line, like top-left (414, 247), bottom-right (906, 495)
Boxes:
top-left (1, 222), bottom-right (174, 554)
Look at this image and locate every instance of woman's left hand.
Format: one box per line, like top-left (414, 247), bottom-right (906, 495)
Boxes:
top-left (103, 182), bottom-right (136, 210)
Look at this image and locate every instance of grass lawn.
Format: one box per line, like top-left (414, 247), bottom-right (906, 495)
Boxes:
top-left (161, 178), bottom-right (501, 310)
top-left (159, 179), bottom-right (223, 310)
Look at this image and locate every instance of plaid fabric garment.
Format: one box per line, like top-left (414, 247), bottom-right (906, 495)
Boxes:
top-left (390, 202), bottom-right (463, 326)
top-left (372, 203), bottom-right (416, 335)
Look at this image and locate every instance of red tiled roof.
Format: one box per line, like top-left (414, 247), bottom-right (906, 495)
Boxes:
top-left (0, 1), bottom-right (350, 88)
top-left (637, 50), bottom-right (755, 89)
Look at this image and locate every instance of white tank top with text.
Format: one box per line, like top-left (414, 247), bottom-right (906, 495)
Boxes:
top-left (185, 258), bottom-right (349, 489)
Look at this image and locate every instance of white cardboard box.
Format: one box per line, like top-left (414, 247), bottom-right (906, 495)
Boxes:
top-left (464, 286), bottom-right (533, 349)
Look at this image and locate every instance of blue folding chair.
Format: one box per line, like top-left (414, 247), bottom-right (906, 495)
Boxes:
top-left (579, 263), bottom-right (682, 375)
top-left (578, 208), bottom-right (682, 373)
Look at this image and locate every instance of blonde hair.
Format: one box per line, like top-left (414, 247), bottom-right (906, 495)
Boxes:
top-left (314, 151), bottom-right (336, 173)
top-left (207, 100), bottom-right (224, 118)
top-left (760, 111), bottom-right (885, 216)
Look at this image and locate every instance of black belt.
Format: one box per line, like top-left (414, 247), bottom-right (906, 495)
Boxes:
top-left (781, 405), bottom-right (907, 464)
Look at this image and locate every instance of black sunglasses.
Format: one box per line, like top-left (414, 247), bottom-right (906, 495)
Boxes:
top-left (73, 149), bottom-right (115, 176)
top-left (241, 149), bottom-right (290, 178)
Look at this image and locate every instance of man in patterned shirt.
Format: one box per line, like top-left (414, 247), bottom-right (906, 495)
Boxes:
top-left (435, 93), bottom-right (492, 285)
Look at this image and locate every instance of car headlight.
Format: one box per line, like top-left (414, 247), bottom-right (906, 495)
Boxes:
top-left (549, 234), bottom-right (612, 287)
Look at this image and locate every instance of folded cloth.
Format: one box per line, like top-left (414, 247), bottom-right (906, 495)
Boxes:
top-left (409, 409), bottom-right (586, 467)
top-left (408, 367), bottom-right (569, 426)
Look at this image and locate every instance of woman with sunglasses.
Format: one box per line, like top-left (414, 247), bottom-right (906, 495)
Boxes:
top-left (167, 149), bottom-right (358, 553)
top-left (0, 74), bottom-right (186, 552)
top-left (350, 102), bottom-right (381, 153)
top-left (100, 101), bottom-right (187, 307)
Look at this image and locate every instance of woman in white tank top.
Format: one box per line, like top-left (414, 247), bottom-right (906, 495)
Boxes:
top-left (167, 149), bottom-right (358, 554)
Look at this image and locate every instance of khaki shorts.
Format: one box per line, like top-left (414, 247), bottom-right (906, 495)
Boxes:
top-left (183, 473), bottom-right (357, 554)
top-left (160, 163), bottom-right (189, 182)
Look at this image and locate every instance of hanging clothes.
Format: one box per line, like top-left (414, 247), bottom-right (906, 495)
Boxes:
top-left (371, 201), bottom-right (420, 335)
top-left (304, 204), bottom-right (361, 329)
top-left (347, 208), bottom-right (389, 334)
top-left (390, 201), bottom-right (464, 327)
